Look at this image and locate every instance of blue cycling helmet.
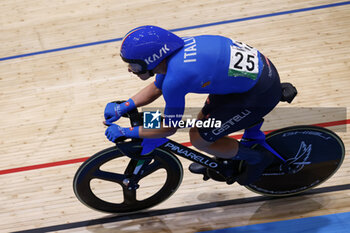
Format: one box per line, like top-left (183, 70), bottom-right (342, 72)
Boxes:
top-left (120, 25), bottom-right (184, 73)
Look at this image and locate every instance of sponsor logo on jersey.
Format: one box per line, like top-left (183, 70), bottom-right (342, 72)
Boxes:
top-left (183, 37), bottom-right (197, 63)
top-left (212, 109), bottom-right (251, 135)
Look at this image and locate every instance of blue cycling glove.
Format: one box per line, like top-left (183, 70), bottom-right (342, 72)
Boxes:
top-left (105, 124), bottom-right (139, 142)
top-left (104, 98), bottom-right (136, 124)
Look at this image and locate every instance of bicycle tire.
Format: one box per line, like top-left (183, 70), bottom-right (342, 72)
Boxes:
top-left (73, 142), bottom-right (183, 213)
top-left (245, 125), bottom-right (345, 197)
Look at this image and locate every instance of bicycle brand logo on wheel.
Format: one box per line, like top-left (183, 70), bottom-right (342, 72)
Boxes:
top-left (283, 141), bottom-right (312, 173)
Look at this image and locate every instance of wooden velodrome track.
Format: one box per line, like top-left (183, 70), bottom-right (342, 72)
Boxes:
top-left (1, 0), bottom-right (350, 232)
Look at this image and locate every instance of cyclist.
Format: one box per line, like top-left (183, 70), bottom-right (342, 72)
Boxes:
top-left (104, 25), bottom-right (296, 185)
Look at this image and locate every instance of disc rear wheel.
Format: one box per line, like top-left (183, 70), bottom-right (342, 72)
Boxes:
top-left (245, 126), bottom-right (345, 196)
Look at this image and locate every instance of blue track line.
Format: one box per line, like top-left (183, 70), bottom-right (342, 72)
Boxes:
top-left (1, 1), bottom-right (349, 62)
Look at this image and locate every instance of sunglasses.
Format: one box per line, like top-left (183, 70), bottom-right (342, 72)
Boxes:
top-left (128, 63), bottom-right (154, 76)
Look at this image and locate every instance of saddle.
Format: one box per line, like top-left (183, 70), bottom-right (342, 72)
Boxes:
top-left (280, 82), bottom-right (298, 103)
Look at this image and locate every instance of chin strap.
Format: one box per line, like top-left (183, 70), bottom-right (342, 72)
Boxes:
top-left (148, 70), bottom-right (155, 77)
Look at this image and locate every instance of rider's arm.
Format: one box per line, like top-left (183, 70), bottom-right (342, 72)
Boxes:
top-left (139, 124), bottom-right (177, 138)
top-left (104, 82), bottom-right (161, 123)
top-left (131, 82), bottom-right (162, 107)
top-left (138, 81), bottom-right (186, 138)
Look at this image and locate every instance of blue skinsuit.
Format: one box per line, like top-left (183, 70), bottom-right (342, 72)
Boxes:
top-left (154, 35), bottom-right (265, 123)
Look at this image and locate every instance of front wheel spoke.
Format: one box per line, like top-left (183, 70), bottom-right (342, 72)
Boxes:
top-left (140, 160), bottom-right (163, 179)
top-left (123, 188), bottom-right (137, 204)
top-left (93, 170), bottom-right (125, 185)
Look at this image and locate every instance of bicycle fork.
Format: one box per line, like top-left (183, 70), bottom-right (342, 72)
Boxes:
top-left (116, 141), bottom-right (153, 191)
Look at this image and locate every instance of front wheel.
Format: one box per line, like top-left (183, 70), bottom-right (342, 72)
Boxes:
top-left (246, 126), bottom-right (345, 196)
top-left (73, 142), bottom-right (183, 213)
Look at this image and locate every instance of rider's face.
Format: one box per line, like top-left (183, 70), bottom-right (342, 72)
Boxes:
top-left (128, 64), bottom-right (152, 80)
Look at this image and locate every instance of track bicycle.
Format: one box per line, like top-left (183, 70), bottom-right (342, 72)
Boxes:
top-left (73, 104), bottom-right (345, 213)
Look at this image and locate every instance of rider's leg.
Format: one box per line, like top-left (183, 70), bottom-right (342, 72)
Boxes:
top-left (236, 150), bottom-right (274, 185)
top-left (189, 55), bottom-right (282, 183)
top-left (190, 125), bottom-right (274, 183)
top-left (189, 123), bottom-right (239, 159)
top-left (190, 126), bottom-right (265, 163)
top-left (190, 111), bottom-right (265, 163)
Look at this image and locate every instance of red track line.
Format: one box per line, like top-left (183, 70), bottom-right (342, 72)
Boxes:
top-left (313, 119), bottom-right (350, 128)
top-left (1, 119), bottom-right (349, 175)
top-left (0, 157), bottom-right (90, 175)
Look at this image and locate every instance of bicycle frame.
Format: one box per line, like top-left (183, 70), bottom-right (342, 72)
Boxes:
top-left (116, 119), bottom-right (288, 182)
top-left (74, 109), bottom-right (345, 213)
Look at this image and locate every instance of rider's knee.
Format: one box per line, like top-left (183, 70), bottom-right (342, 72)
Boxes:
top-left (189, 127), bottom-right (211, 150)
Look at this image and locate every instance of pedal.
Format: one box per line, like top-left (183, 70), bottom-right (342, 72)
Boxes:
top-left (203, 174), bottom-right (210, 181)
top-left (189, 163), bottom-right (211, 181)
top-left (225, 176), bottom-right (236, 185)
top-left (207, 169), bottom-right (226, 182)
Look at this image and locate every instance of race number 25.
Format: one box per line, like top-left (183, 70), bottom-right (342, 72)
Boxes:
top-left (228, 40), bottom-right (259, 80)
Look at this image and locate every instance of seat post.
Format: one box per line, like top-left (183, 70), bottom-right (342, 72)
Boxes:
top-left (240, 119), bottom-right (266, 147)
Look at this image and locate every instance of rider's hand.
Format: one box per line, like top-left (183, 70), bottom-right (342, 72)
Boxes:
top-left (105, 123), bottom-right (139, 142)
top-left (104, 99), bottom-right (136, 124)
